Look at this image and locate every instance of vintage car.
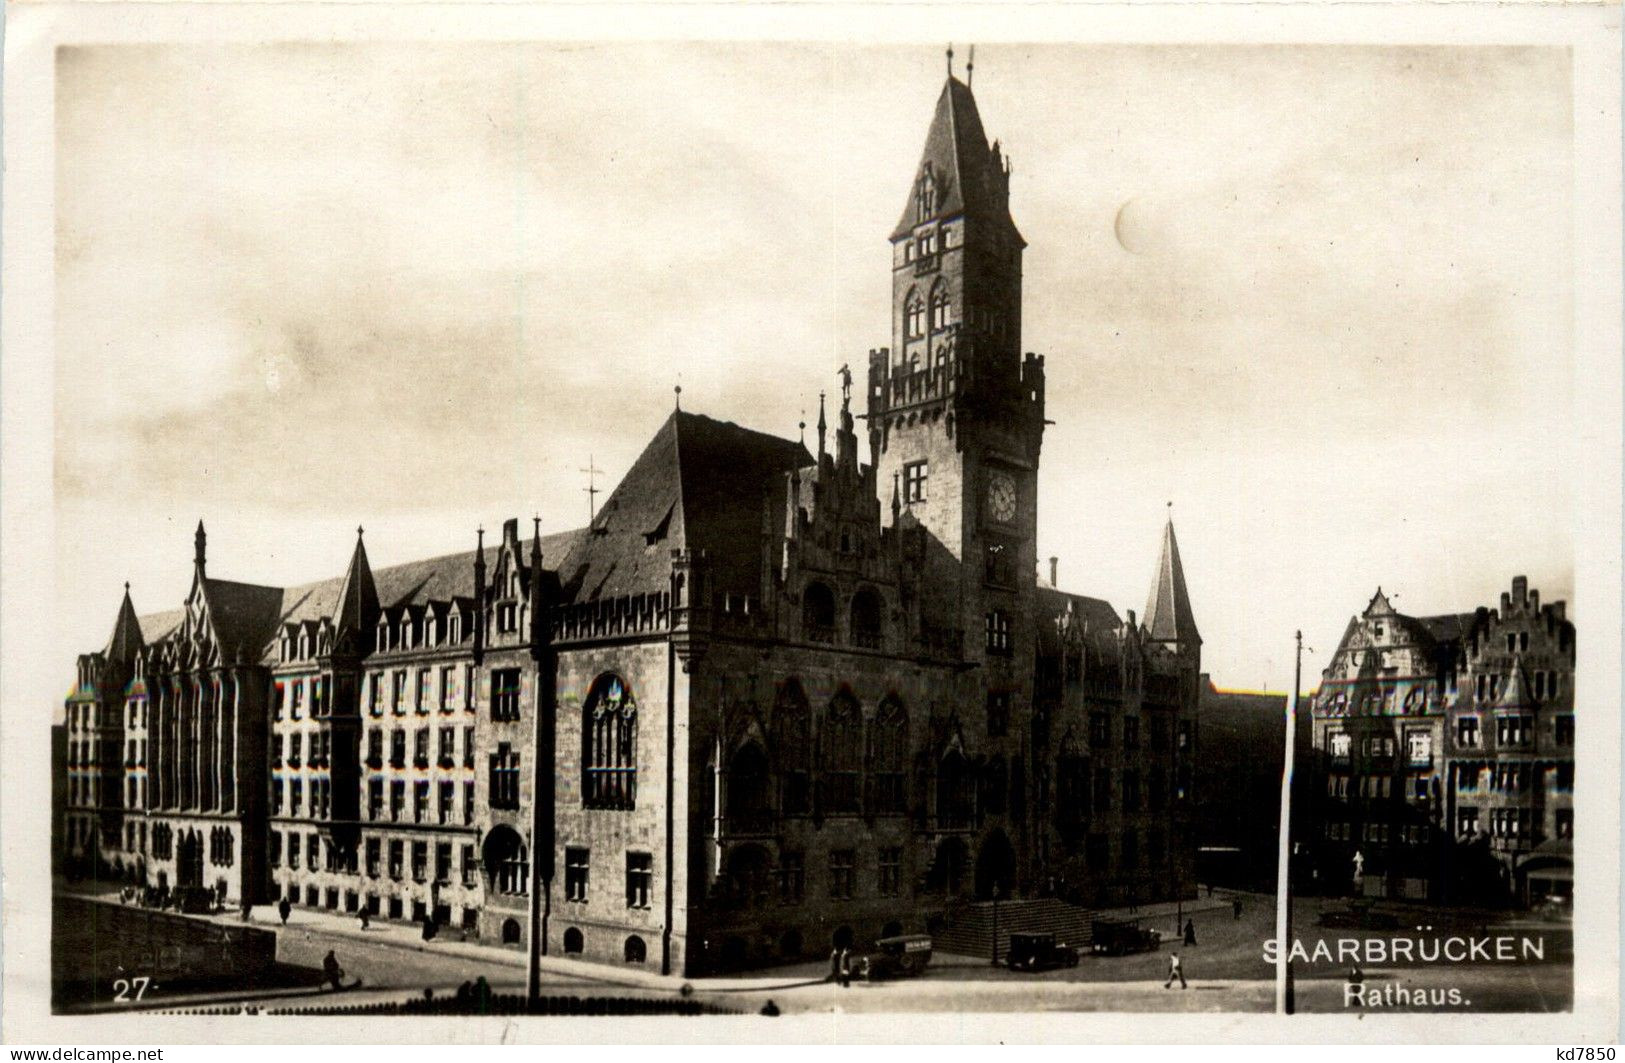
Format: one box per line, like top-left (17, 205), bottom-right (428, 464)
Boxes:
top-left (1089, 919), bottom-right (1162, 956)
top-left (859, 934), bottom-right (934, 980)
top-left (1004, 931), bottom-right (1080, 971)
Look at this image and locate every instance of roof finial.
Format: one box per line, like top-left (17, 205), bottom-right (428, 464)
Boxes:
top-left (798, 408), bottom-right (806, 447)
top-left (674, 383), bottom-right (682, 411)
top-left (357, 524), bottom-right (364, 539)
top-left (124, 580), bottom-right (131, 594)
top-left (946, 44), bottom-right (954, 78)
top-left (967, 44), bottom-right (974, 87)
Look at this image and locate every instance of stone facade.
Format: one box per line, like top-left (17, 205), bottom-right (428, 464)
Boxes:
top-left (1307, 578), bottom-right (1575, 905)
top-left (60, 73), bottom-right (1204, 975)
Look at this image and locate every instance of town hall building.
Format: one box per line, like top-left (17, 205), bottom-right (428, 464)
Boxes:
top-left (60, 71), bottom-right (1203, 976)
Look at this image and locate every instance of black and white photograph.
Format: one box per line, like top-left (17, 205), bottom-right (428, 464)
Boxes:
top-left (2, 2), bottom-right (1619, 1046)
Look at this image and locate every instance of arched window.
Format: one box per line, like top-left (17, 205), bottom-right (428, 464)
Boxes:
top-left (562, 927), bottom-right (583, 954)
top-left (802, 583), bottom-right (836, 643)
top-left (868, 697), bottom-right (907, 815)
top-left (906, 292), bottom-right (926, 339)
top-left (982, 754), bottom-right (1008, 815)
top-left (774, 681), bottom-right (811, 816)
top-left (929, 283), bottom-right (950, 332)
top-left (726, 741), bottom-right (772, 833)
top-left (850, 589), bottom-right (883, 649)
top-left (916, 171), bottom-right (935, 219)
top-left (820, 693), bottom-right (862, 814)
top-left (482, 825), bottom-right (528, 896)
top-left (1057, 729), bottom-right (1089, 827)
top-left (502, 918), bottom-right (522, 945)
top-left (583, 674), bottom-right (637, 809)
top-left (624, 935), bottom-right (647, 964)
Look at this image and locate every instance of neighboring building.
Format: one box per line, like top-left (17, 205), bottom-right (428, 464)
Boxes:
top-left (1308, 578), bottom-right (1575, 906)
top-left (1193, 677), bottom-right (1313, 893)
top-left (59, 71), bottom-right (1203, 974)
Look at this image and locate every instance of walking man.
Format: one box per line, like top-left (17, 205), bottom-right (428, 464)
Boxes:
top-left (828, 946), bottom-right (842, 984)
top-left (1183, 919), bottom-right (1197, 946)
top-left (278, 896), bottom-right (292, 926)
top-left (1164, 950), bottom-right (1187, 989)
top-left (838, 947), bottom-right (852, 988)
top-left (322, 949), bottom-right (345, 992)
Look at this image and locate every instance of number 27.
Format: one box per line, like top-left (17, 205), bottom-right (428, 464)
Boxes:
top-left (112, 976), bottom-right (150, 1002)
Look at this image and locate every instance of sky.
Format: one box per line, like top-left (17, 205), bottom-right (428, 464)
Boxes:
top-left (54, 42), bottom-right (1575, 695)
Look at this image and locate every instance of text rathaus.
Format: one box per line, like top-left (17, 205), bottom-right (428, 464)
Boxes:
top-left (61, 72), bottom-right (1203, 975)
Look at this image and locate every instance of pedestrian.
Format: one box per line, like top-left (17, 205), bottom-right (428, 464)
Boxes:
top-left (760, 999), bottom-right (781, 1017)
top-left (838, 947), bottom-right (852, 988)
top-left (828, 946), bottom-right (842, 984)
top-left (240, 899), bottom-right (253, 922)
top-left (1206, 884), bottom-right (1214, 899)
top-left (1164, 950), bottom-right (1187, 989)
top-left (322, 949), bottom-right (344, 992)
top-left (1232, 898), bottom-right (1243, 921)
top-left (358, 908), bottom-right (370, 931)
top-left (278, 897), bottom-right (291, 926)
top-left (1183, 919), bottom-right (1197, 946)
top-left (422, 916), bottom-right (438, 942)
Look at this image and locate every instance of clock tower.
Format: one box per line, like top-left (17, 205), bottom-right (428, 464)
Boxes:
top-left (866, 71), bottom-right (1046, 675)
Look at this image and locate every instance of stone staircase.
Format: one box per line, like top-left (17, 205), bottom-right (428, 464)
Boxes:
top-left (931, 897), bottom-right (1095, 960)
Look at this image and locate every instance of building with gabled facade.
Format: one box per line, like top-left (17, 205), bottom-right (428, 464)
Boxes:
top-left (1308, 577), bottom-right (1575, 905)
top-left (61, 70), bottom-right (1203, 975)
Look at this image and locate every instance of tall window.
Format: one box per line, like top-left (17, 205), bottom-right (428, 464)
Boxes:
top-left (490, 743), bottom-right (521, 810)
top-left (916, 172), bottom-right (935, 219)
top-left (906, 293), bottom-right (926, 339)
top-left (626, 853), bottom-right (653, 909)
top-left (985, 610), bottom-right (1012, 655)
top-left (929, 284), bottom-right (950, 331)
top-left (583, 675), bottom-right (637, 810)
top-left (828, 849), bottom-right (856, 900)
top-left (565, 847), bottom-right (590, 902)
top-left (492, 669), bottom-right (522, 721)
top-left (820, 693), bottom-right (863, 814)
top-left (868, 697), bottom-right (907, 815)
top-left (878, 847), bottom-right (902, 897)
top-left (775, 681), bottom-right (811, 816)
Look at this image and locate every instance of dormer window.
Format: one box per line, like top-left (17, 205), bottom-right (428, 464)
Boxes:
top-left (449, 612), bottom-right (462, 643)
top-left (916, 171), bottom-right (936, 219)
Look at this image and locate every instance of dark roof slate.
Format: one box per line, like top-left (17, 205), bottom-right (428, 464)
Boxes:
top-left (892, 77), bottom-right (1022, 243)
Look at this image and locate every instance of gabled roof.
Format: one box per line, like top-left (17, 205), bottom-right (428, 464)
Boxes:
top-left (1143, 519), bottom-right (1200, 645)
top-left (891, 77), bottom-right (1022, 243)
top-left (201, 578), bottom-right (287, 659)
top-left (554, 410), bottom-right (810, 603)
top-left (105, 586), bottom-right (144, 665)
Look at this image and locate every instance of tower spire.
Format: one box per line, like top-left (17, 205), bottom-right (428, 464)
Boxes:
top-left (194, 519), bottom-right (207, 576)
top-left (105, 581), bottom-right (144, 665)
top-left (1143, 512), bottom-right (1200, 646)
top-left (817, 391), bottom-right (827, 460)
top-left (334, 523), bottom-right (380, 640)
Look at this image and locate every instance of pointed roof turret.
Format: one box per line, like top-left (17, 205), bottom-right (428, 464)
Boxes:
top-left (105, 582), bottom-right (145, 665)
top-left (1143, 516), bottom-right (1200, 646)
top-left (892, 76), bottom-right (1023, 244)
top-left (333, 525), bottom-right (380, 635)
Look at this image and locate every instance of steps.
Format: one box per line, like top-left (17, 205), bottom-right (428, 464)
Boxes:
top-left (931, 897), bottom-right (1095, 960)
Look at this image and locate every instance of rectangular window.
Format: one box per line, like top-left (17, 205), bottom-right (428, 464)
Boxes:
top-left (439, 726), bottom-right (456, 767)
top-left (289, 733), bottom-right (302, 767)
top-left (1556, 809), bottom-right (1573, 838)
top-left (365, 837), bottom-right (381, 878)
top-left (390, 728), bottom-right (406, 768)
top-left (877, 847), bottom-right (902, 897)
top-left (390, 780), bottom-right (405, 821)
top-left (1122, 770), bottom-right (1141, 811)
top-left (272, 734), bottom-right (285, 767)
top-left (1123, 717), bottom-right (1140, 750)
top-left (307, 834), bottom-right (319, 867)
top-left (565, 847), bottom-right (590, 903)
top-left (367, 728), bottom-right (383, 768)
top-left (1090, 713), bottom-right (1111, 748)
top-left (626, 852), bottom-right (653, 909)
top-left (1456, 807), bottom-right (1479, 835)
top-left (413, 781), bottom-right (429, 823)
top-left (435, 842), bottom-right (452, 882)
top-left (288, 831), bottom-right (301, 870)
top-left (411, 841), bottom-right (428, 882)
top-left (464, 664), bottom-right (476, 712)
top-left (414, 727), bottom-right (430, 768)
top-left (1456, 716), bottom-right (1480, 747)
top-left (368, 778), bottom-right (383, 820)
top-left (368, 674), bottom-right (381, 716)
top-left (269, 832), bottom-right (282, 867)
top-left (490, 744), bottom-right (521, 810)
top-left (437, 781), bottom-right (455, 825)
top-left (985, 610), bottom-right (1012, 655)
top-left (828, 849), bottom-right (856, 900)
top-left (1329, 731), bottom-right (1352, 760)
top-left (392, 670), bottom-right (407, 715)
top-left (290, 680), bottom-right (304, 719)
top-left (440, 667), bottom-right (455, 712)
top-left (778, 852), bottom-right (805, 904)
top-left (902, 461), bottom-right (928, 503)
top-left (1496, 714), bottom-right (1534, 748)
top-left (463, 725), bottom-right (476, 768)
top-left (1555, 715), bottom-right (1575, 746)
top-left (464, 780), bottom-right (476, 825)
top-left (290, 778), bottom-right (303, 815)
top-left (461, 844), bottom-right (477, 886)
top-left (492, 669), bottom-right (522, 721)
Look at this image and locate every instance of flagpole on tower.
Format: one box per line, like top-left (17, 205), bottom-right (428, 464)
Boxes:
top-left (1275, 630), bottom-right (1303, 1014)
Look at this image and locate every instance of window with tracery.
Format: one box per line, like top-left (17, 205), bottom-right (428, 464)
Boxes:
top-left (583, 674), bottom-right (637, 809)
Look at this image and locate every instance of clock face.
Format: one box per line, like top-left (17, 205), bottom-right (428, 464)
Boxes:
top-left (987, 472), bottom-right (1018, 524)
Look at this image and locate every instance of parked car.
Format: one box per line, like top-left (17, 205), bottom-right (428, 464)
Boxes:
top-left (1005, 931), bottom-right (1080, 971)
top-left (859, 934), bottom-right (934, 980)
top-left (1090, 919), bottom-right (1162, 956)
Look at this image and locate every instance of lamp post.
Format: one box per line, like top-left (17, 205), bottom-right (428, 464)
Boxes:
top-left (990, 883), bottom-right (1002, 966)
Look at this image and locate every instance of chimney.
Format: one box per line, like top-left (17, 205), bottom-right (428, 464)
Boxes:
top-left (1512, 575), bottom-right (1528, 605)
top-left (1049, 556), bottom-right (1058, 587)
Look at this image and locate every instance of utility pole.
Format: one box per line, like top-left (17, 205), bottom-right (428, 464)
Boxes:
top-left (1275, 630), bottom-right (1304, 1014)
